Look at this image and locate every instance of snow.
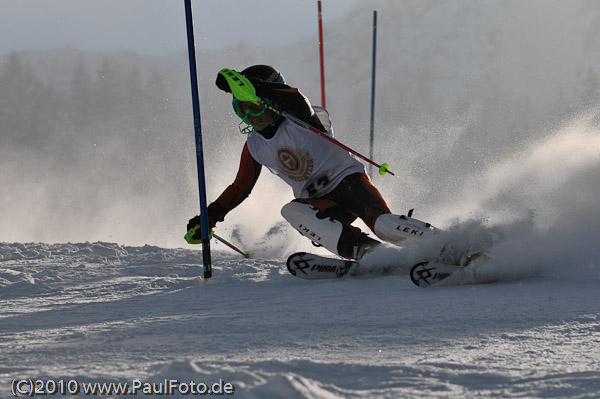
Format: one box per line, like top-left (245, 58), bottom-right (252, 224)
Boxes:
top-left (1, 236), bottom-right (599, 398)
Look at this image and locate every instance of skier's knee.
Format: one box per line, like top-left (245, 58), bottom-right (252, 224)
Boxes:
top-left (281, 201), bottom-right (343, 255)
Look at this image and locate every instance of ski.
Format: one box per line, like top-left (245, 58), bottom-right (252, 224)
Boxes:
top-left (287, 251), bottom-right (489, 286)
top-left (286, 251), bottom-right (405, 279)
top-left (410, 261), bottom-right (466, 288)
top-left (410, 252), bottom-right (490, 287)
top-left (286, 252), bottom-right (357, 279)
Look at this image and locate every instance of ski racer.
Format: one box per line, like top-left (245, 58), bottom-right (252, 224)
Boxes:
top-left (187, 65), bottom-right (435, 260)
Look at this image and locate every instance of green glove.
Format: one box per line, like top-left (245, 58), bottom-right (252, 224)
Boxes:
top-left (217, 68), bottom-right (262, 104)
top-left (184, 225), bottom-right (214, 245)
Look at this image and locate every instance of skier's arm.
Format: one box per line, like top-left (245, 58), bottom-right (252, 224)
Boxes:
top-left (205, 143), bottom-right (262, 227)
top-left (215, 71), bottom-right (325, 131)
top-left (251, 80), bottom-right (326, 131)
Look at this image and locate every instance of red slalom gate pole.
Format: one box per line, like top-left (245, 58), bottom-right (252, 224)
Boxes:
top-left (317, 0), bottom-right (326, 108)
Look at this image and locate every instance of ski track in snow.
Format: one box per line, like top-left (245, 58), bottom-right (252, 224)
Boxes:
top-left (1, 241), bottom-right (599, 398)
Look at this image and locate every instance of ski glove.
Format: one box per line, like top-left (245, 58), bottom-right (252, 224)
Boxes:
top-left (185, 203), bottom-right (227, 242)
top-left (187, 214), bottom-right (211, 232)
top-left (215, 72), bottom-right (281, 100)
top-left (185, 215), bottom-right (214, 244)
top-left (215, 69), bottom-right (270, 95)
top-left (248, 78), bottom-right (289, 100)
top-left (215, 72), bottom-right (231, 93)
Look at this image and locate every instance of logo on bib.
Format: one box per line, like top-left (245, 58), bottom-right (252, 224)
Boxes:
top-left (276, 147), bottom-right (313, 181)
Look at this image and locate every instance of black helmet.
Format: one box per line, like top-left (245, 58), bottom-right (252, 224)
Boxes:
top-left (241, 65), bottom-right (286, 84)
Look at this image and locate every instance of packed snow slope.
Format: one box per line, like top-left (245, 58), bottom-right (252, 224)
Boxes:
top-left (1, 182), bottom-right (600, 399)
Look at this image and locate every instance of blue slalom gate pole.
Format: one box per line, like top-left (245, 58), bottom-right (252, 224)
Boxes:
top-left (369, 10), bottom-right (378, 178)
top-left (184, 0), bottom-right (212, 280)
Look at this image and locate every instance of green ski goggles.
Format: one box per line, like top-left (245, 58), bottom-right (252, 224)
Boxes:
top-left (232, 98), bottom-right (268, 122)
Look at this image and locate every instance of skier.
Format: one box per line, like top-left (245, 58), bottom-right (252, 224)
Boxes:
top-left (187, 65), bottom-right (435, 260)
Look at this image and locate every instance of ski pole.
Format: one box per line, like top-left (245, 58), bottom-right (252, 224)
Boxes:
top-left (213, 233), bottom-right (251, 258)
top-left (185, 227), bottom-right (251, 258)
top-left (218, 68), bottom-right (395, 176)
top-left (269, 106), bottom-right (393, 176)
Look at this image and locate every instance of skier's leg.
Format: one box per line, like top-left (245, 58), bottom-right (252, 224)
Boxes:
top-left (319, 173), bottom-right (391, 230)
top-left (323, 173), bottom-right (437, 245)
top-left (281, 199), bottom-right (379, 259)
top-left (373, 213), bottom-right (436, 244)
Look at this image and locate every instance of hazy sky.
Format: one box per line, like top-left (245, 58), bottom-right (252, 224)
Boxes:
top-left (0, 0), bottom-right (361, 56)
